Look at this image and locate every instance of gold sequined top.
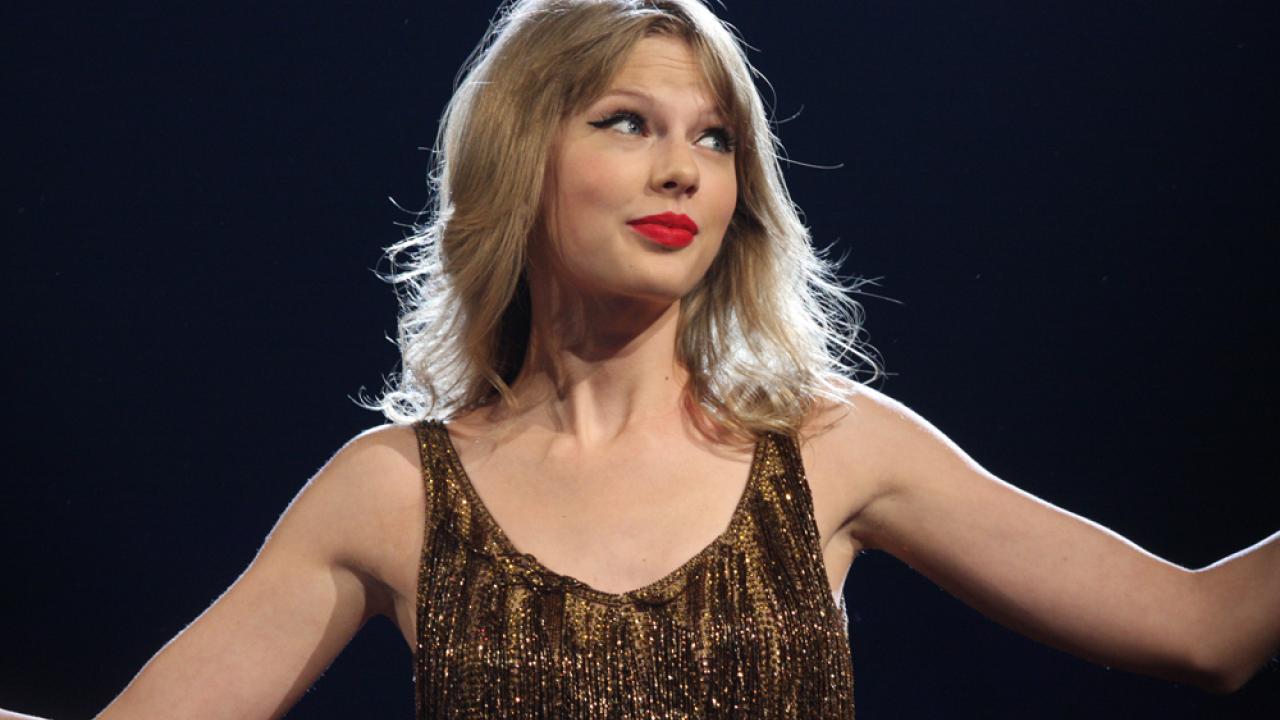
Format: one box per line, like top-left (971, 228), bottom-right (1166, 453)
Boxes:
top-left (412, 419), bottom-right (855, 718)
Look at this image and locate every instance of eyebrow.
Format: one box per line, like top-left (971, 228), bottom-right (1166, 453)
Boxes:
top-left (599, 87), bottom-right (656, 103)
top-left (597, 86), bottom-right (728, 123)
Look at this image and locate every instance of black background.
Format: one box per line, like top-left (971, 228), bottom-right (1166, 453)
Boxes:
top-left (5, 1), bottom-right (1279, 718)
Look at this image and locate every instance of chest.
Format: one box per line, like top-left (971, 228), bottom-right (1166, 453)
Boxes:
top-left (380, 433), bottom-right (867, 650)
top-left (471, 446), bottom-right (753, 578)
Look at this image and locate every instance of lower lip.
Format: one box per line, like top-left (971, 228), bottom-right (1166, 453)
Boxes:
top-left (628, 223), bottom-right (695, 249)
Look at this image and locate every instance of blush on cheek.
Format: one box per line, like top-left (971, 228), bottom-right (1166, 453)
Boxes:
top-left (569, 175), bottom-right (621, 212)
top-left (559, 145), bottom-right (636, 205)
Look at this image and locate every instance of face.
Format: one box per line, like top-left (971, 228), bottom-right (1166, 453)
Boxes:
top-left (538, 35), bottom-right (738, 306)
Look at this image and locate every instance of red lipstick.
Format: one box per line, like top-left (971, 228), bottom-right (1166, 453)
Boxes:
top-left (626, 212), bottom-right (698, 249)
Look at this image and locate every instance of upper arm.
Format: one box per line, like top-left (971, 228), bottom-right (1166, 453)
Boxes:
top-left (817, 385), bottom-right (1220, 690)
top-left (96, 423), bottom-right (424, 720)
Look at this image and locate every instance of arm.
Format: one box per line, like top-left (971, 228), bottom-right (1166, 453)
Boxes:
top-left (818, 386), bottom-right (1278, 694)
top-left (91, 424), bottom-right (421, 719)
top-left (1194, 529), bottom-right (1280, 691)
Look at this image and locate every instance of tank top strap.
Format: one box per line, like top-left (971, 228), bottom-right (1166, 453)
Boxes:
top-left (750, 431), bottom-right (846, 624)
top-left (410, 419), bottom-right (441, 512)
top-left (411, 419), bottom-right (454, 537)
top-left (762, 430), bottom-right (822, 534)
top-left (412, 419), bottom-right (509, 564)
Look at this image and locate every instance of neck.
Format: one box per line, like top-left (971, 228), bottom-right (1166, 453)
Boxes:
top-left (497, 279), bottom-right (690, 446)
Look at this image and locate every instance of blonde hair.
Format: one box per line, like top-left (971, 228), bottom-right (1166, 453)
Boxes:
top-left (368, 0), bottom-right (881, 439)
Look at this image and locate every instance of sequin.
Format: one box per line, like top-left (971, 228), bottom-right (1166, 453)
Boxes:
top-left (412, 419), bottom-right (855, 718)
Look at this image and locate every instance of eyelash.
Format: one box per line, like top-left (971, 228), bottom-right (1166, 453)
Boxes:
top-left (587, 109), bottom-right (737, 154)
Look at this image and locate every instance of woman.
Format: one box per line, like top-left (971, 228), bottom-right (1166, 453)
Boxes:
top-left (4, 0), bottom-right (1275, 718)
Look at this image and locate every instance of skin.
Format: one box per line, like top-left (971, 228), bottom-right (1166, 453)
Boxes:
top-left (507, 32), bottom-right (737, 440)
top-left (68, 34), bottom-right (1278, 720)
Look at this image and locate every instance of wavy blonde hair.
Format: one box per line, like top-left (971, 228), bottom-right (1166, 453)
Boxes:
top-left (368, 0), bottom-right (881, 439)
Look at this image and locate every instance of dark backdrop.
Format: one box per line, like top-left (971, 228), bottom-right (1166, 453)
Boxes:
top-left (5, 1), bottom-right (1278, 718)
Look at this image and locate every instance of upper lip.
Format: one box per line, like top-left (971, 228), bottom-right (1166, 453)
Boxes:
top-left (627, 212), bottom-right (698, 234)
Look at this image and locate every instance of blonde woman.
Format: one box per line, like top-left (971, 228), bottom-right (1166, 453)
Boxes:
top-left (5, 1), bottom-right (1274, 718)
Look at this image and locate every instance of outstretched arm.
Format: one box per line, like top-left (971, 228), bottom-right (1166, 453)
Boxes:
top-left (1194, 528), bottom-right (1280, 691)
top-left (85, 424), bottom-right (421, 719)
top-left (817, 385), bottom-right (1278, 694)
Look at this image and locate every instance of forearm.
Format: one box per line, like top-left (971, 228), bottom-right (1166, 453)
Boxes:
top-left (1193, 528), bottom-right (1280, 692)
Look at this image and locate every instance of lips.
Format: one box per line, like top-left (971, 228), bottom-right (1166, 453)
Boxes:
top-left (626, 212), bottom-right (699, 249)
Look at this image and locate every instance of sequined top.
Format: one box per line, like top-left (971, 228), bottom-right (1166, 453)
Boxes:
top-left (412, 419), bottom-right (855, 718)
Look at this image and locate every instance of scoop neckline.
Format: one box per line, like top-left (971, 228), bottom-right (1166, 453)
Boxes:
top-left (432, 420), bottom-right (764, 605)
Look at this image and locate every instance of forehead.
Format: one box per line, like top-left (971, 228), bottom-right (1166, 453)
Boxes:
top-left (604, 35), bottom-right (718, 107)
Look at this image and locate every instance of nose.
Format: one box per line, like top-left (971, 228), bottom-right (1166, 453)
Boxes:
top-left (651, 138), bottom-right (699, 197)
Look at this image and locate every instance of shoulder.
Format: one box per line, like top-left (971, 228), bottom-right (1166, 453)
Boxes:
top-left (798, 378), bottom-right (921, 467)
top-left (288, 423), bottom-right (427, 591)
top-left (800, 380), bottom-right (1002, 550)
top-left (305, 423), bottom-right (424, 522)
top-left (320, 422), bottom-right (424, 492)
top-left (796, 381), bottom-right (944, 542)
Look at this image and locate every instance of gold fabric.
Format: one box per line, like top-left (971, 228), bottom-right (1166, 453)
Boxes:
top-left (412, 419), bottom-right (855, 718)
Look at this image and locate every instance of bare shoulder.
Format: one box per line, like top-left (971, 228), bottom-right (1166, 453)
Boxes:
top-left (295, 423), bottom-right (426, 614)
top-left (803, 379), bottom-right (953, 467)
top-left (799, 379), bottom-right (918, 470)
top-left (803, 379), bottom-right (1006, 554)
top-left (315, 423), bottom-right (423, 511)
top-left (89, 423), bottom-right (428, 718)
top-left (798, 381), bottom-right (934, 547)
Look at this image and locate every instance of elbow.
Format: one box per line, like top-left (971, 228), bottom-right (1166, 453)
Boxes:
top-left (1209, 660), bottom-right (1264, 696)
top-left (1198, 667), bottom-right (1247, 696)
top-left (1178, 569), bottom-right (1271, 695)
top-left (1189, 670), bottom-right (1238, 696)
top-left (1182, 642), bottom-right (1253, 695)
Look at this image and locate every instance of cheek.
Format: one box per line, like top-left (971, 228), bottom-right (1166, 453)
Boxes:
top-left (556, 149), bottom-right (636, 220)
top-left (720, 164), bottom-right (739, 208)
top-left (705, 169), bottom-right (738, 234)
top-left (545, 157), bottom-right (631, 275)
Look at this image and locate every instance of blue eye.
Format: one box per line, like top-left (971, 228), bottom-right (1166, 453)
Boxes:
top-left (588, 110), bottom-right (646, 136)
top-left (698, 128), bottom-right (736, 154)
top-left (587, 109), bottom-right (736, 154)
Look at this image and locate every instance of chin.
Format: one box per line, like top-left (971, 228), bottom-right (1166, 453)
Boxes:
top-left (558, 254), bottom-right (715, 307)
top-left (606, 285), bottom-right (687, 308)
top-left (615, 272), bottom-right (706, 306)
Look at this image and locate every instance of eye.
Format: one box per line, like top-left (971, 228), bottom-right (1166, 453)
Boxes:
top-left (697, 127), bottom-right (736, 154)
top-left (588, 108), bottom-right (736, 154)
top-left (588, 110), bottom-right (647, 136)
